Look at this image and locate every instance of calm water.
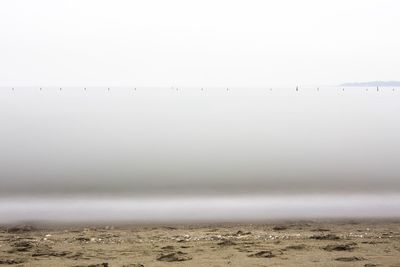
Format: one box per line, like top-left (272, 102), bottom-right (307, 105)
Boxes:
top-left (1, 87), bottom-right (399, 221)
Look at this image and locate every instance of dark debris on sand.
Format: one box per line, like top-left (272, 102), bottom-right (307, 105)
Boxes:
top-left (218, 239), bottom-right (237, 246)
top-left (248, 250), bottom-right (275, 258)
top-left (233, 230), bottom-right (251, 236)
top-left (161, 245), bottom-right (175, 250)
top-left (75, 236), bottom-right (91, 242)
top-left (311, 228), bottom-right (331, 232)
top-left (157, 251), bottom-right (192, 262)
top-left (310, 234), bottom-right (340, 240)
top-left (8, 240), bottom-right (34, 252)
top-left (284, 244), bottom-right (307, 250)
top-left (73, 263), bottom-right (108, 267)
top-left (323, 243), bottom-right (357, 251)
top-left (6, 225), bottom-right (36, 233)
top-left (335, 256), bottom-right (365, 262)
top-left (0, 258), bottom-right (26, 264)
top-left (273, 226), bottom-right (288, 231)
top-left (31, 247), bottom-right (71, 258)
top-left (8, 239), bottom-right (85, 260)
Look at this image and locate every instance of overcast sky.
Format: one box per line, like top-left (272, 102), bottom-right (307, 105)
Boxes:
top-left (0, 0), bottom-right (399, 87)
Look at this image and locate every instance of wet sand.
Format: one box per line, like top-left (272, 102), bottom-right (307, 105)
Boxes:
top-left (1, 219), bottom-right (400, 266)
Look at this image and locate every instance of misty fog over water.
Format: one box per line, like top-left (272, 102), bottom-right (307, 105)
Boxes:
top-left (1, 87), bottom-right (400, 221)
top-left (2, 195), bottom-right (400, 223)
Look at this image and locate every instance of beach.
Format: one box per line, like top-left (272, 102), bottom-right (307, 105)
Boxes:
top-left (1, 219), bottom-right (400, 266)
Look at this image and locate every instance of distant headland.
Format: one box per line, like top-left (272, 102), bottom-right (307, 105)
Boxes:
top-left (340, 81), bottom-right (400, 87)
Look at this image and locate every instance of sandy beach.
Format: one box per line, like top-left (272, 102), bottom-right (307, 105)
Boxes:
top-left (1, 219), bottom-right (400, 266)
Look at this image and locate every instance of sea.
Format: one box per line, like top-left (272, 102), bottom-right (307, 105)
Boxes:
top-left (1, 86), bottom-right (399, 222)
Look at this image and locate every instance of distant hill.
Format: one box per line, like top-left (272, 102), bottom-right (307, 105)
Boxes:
top-left (340, 81), bottom-right (400, 87)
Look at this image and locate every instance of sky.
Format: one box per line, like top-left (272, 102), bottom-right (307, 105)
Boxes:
top-left (0, 0), bottom-right (399, 87)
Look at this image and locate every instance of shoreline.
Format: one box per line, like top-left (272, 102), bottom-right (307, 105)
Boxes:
top-left (1, 219), bottom-right (399, 266)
